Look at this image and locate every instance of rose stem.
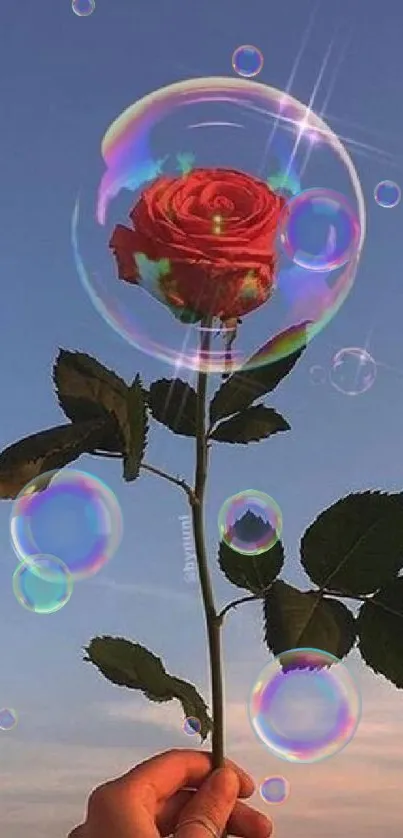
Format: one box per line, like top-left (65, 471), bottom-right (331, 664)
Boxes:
top-left (191, 317), bottom-right (226, 772)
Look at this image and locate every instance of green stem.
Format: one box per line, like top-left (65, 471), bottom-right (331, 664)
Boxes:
top-left (93, 451), bottom-right (197, 505)
top-left (191, 320), bottom-right (225, 770)
top-left (217, 592), bottom-right (267, 624)
top-left (141, 462), bottom-right (198, 505)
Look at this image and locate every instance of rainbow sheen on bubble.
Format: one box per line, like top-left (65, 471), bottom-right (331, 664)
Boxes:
top-left (329, 347), bottom-right (377, 395)
top-left (71, 76), bottom-right (365, 374)
top-left (259, 776), bottom-right (289, 804)
top-left (72, 0), bottom-right (95, 15)
top-left (12, 556), bottom-right (73, 614)
top-left (183, 716), bottom-right (201, 735)
top-left (218, 490), bottom-right (282, 555)
top-left (0, 708), bottom-right (18, 731)
top-left (280, 188), bottom-right (360, 272)
top-left (374, 180), bottom-right (401, 209)
top-left (232, 45), bottom-right (264, 78)
top-left (249, 648), bottom-right (361, 763)
top-left (10, 469), bottom-right (123, 580)
top-left (267, 169), bottom-right (301, 199)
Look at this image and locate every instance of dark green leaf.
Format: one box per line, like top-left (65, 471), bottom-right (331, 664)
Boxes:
top-left (357, 578), bottom-right (403, 688)
top-left (210, 405), bottom-right (289, 444)
top-left (209, 322), bottom-right (309, 424)
top-left (218, 536), bottom-right (284, 594)
top-left (0, 420), bottom-right (109, 499)
top-left (121, 376), bottom-right (148, 482)
top-left (148, 379), bottom-right (197, 437)
top-left (84, 637), bottom-right (212, 740)
top-left (53, 350), bottom-right (128, 431)
top-left (263, 581), bottom-right (357, 658)
top-left (167, 676), bottom-right (213, 737)
top-left (300, 491), bottom-right (403, 597)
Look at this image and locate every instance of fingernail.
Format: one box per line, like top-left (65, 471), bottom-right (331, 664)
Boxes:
top-left (258, 814), bottom-right (273, 837)
top-left (209, 766), bottom-right (240, 799)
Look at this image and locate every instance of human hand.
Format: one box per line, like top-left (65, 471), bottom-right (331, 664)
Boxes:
top-left (68, 748), bottom-right (273, 838)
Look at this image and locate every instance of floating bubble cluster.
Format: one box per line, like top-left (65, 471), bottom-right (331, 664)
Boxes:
top-left (374, 179), bottom-right (401, 209)
top-left (72, 76), bottom-right (365, 374)
top-left (329, 347), bottom-right (377, 395)
top-left (218, 490), bottom-right (282, 555)
top-left (249, 648), bottom-right (361, 763)
top-left (232, 45), bottom-right (264, 78)
top-left (0, 708), bottom-right (18, 731)
top-left (10, 468), bottom-right (123, 581)
top-left (12, 556), bottom-right (73, 614)
top-left (259, 775), bottom-right (290, 804)
top-left (183, 716), bottom-right (201, 735)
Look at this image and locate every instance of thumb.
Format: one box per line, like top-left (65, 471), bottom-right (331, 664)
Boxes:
top-left (174, 767), bottom-right (240, 838)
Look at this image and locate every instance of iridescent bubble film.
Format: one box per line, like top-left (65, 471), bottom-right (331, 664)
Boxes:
top-left (10, 469), bottom-right (123, 580)
top-left (232, 45), bottom-right (264, 78)
top-left (218, 490), bottom-right (282, 555)
top-left (183, 716), bottom-right (201, 735)
top-left (267, 168), bottom-right (301, 200)
top-left (259, 775), bottom-right (290, 804)
top-left (279, 188), bottom-right (360, 272)
top-left (0, 708), bottom-right (18, 731)
top-left (12, 556), bottom-right (73, 614)
top-left (374, 179), bottom-right (401, 209)
top-left (329, 347), bottom-right (377, 395)
top-left (249, 648), bottom-right (361, 763)
top-left (72, 0), bottom-right (95, 16)
top-left (71, 76), bottom-right (365, 374)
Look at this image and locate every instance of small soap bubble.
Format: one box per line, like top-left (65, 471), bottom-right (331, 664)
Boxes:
top-left (374, 180), bottom-right (401, 209)
top-left (218, 490), bottom-right (282, 556)
top-left (10, 468), bottom-right (123, 580)
top-left (13, 556), bottom-right (73, 614)
top-left (329, 347), bottom-right (377, 395)
top-left (0, 708), bottom-right (18, 731)
top-left (183, 716), bottom-right (201, 735)
top-left (232, 45), bottom-right (264, 78)
top-left (309, 365), bottom-right (326, 385)
top-left (249, 648), bottom-right (361, 763)
top-left (280, 188), bottom-right (360, 272)
top-left (72, 0), bottom-right (95, 15)
top-left (260, 776), bottom-right (290, 804)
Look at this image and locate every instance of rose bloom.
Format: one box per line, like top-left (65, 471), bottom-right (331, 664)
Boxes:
top-left (109, 167), bottom-right (286, 324)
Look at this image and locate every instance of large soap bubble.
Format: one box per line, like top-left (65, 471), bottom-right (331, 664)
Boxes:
top-left (249, 648), bottom-right (361, 763)
top-left (72, 77), bottom-right (365, 373)
top-left (10, 468), bottom-right (123, 581)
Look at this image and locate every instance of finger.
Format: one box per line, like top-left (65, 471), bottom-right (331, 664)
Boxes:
top-left (174, 766), bottom-right (243, 838)
top-left (115, 749), bottom-right (255, 810)
top-left (156, 789), bottom-right (273, 838)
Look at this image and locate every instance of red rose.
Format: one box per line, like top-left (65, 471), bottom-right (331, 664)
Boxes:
top-left (110, 168), bottom-right (286, 321)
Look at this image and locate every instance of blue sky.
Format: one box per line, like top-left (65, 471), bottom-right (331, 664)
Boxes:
top-left (1, 0), bottom-right (403, 835)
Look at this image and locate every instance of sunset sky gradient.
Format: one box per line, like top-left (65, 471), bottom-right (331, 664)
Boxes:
top-left (1, 0), bottom-right (403, 835)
